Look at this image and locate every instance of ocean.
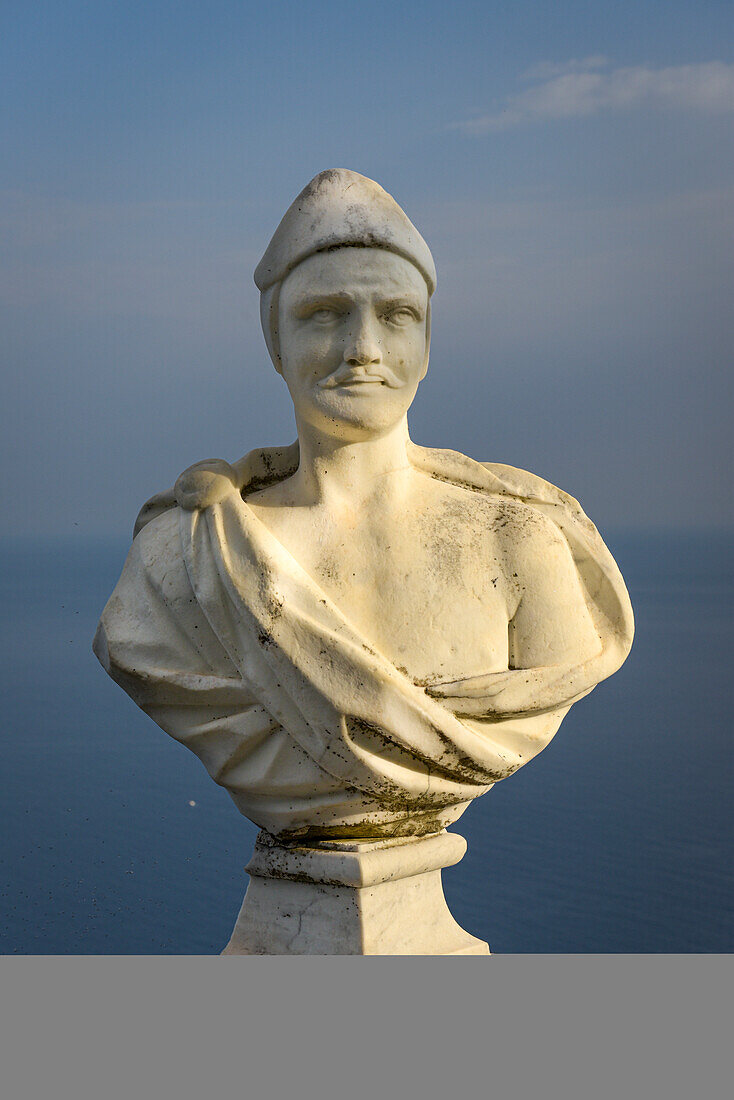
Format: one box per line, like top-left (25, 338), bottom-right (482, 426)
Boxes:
top-left (1, 531), bottom-right (731, 953)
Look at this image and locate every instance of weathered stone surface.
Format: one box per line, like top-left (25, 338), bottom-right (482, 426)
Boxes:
top-left (223, 831), bottom-right (489, 956)
top-left (94, 169), bottom-right (633, 953)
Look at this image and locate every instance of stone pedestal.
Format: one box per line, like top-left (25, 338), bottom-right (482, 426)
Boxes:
top-left (222, 829), bottom-right (489, 956)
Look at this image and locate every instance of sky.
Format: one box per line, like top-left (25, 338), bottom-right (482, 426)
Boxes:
top-left (2, 0), bottom-right (733, 538)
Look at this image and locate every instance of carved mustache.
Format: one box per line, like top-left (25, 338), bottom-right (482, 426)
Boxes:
top-left (318, 364), bottom-right (403, 389)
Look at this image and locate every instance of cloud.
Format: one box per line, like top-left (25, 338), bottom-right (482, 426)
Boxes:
top-left (521, 56), bottom-right (609, 81)
top-left (457, 60), bottom-right (734, 133)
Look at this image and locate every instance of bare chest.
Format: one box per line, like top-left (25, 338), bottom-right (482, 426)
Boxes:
top-left (250, 503), bottom-right (512, 684)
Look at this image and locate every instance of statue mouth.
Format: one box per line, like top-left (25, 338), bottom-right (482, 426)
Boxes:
top-left (319, 366), bottom-right (402, 389)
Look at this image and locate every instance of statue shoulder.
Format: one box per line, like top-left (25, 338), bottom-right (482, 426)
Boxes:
top-left (480, 460), bottom-right (585, 515)
top-left (133, 488), bottom-right (178, 539)
top-left (132, 458), bottom-right (237, 538)
top-left (130, 503), bottom-right (188, 590)
top-left (481, 459), bottom-right (633, 653)
top-left (408, 443), bottom-right (583, 512)
top-left (132, 443), bottom-right (300, 538)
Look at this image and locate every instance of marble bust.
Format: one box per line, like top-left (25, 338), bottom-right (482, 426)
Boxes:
top-left (94, 169), bottom-right (633, 953)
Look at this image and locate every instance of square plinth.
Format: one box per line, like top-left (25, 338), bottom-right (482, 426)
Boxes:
top-left (222, 830), bottom-right (490, 956)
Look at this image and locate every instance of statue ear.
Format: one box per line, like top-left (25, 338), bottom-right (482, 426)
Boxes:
top-left (260, 284), bottom-right (282, 374)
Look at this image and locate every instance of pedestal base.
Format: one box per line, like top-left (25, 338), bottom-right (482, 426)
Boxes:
top-left (222, 830), bottom-right (489, 956)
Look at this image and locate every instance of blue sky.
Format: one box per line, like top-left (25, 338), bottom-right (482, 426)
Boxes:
top-left (2, 0), bottom-right (732, 536)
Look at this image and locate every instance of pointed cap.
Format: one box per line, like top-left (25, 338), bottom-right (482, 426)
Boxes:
top-left (254, 169), bottom-right (436, 294)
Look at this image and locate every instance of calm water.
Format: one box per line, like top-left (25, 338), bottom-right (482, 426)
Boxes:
top-left (1, 532), bottom-right (731, 953)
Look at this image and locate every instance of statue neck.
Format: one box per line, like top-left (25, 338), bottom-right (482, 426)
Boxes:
top-left (291, 418), bottom-right (413, 507)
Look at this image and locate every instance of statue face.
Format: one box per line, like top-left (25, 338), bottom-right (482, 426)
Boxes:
top-left (277, 248), bottom-right (429, 440)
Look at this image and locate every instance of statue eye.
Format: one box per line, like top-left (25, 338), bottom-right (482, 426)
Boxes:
top-left (385, 308), bottom-right (416, 326)
top-left (310, 308), bottom-right (338, 323)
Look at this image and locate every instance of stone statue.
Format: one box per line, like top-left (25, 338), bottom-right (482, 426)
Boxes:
top-left (94, 169), bottom-right (633, 954)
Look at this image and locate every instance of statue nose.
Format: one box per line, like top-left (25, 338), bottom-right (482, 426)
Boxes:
top-left (343, 336), bottom-right (378, 367)
top-left (344, 326), bottom-right (382, 366)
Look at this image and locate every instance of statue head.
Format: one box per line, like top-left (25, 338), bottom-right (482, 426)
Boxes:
top-left (255, 169), bottom-right (436, 441)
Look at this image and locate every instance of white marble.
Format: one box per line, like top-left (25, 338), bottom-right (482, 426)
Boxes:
top-left (223, 831), bottom-right (489, 956)
top-left (94, 169), bottom-right (633, 954)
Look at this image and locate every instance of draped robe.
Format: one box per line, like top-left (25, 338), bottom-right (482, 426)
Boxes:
top-left (94, 442), bottom-right (633, 839)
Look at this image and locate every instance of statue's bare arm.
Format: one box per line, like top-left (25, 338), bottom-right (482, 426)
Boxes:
top-left (427, 511), bottom-right (608, 718)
